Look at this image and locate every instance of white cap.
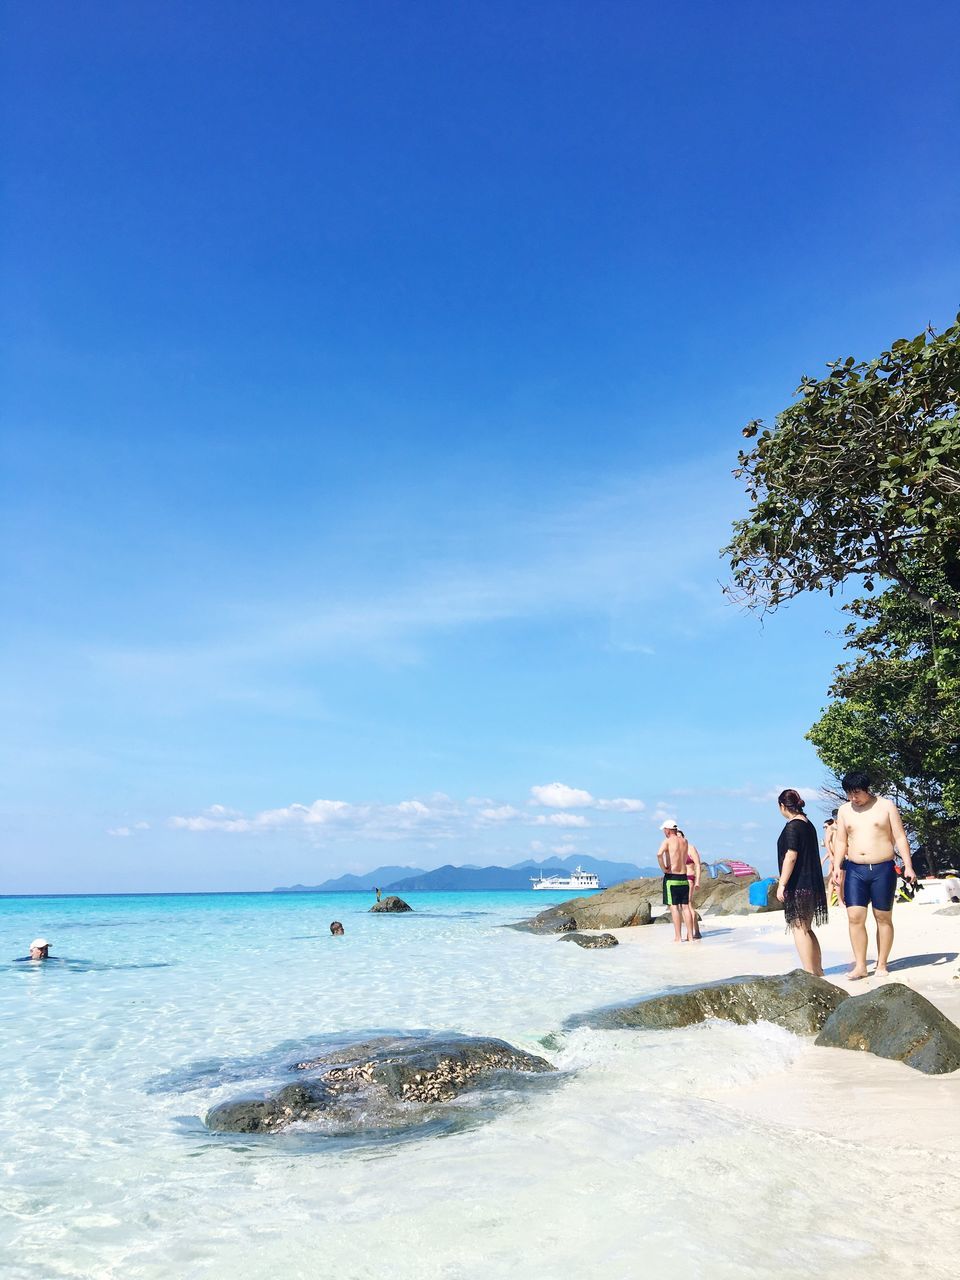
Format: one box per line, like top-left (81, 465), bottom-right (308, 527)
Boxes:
top-left (660, 819), bottom-right (679, 831)
top-left (30, 938), bottom-right (49, 950)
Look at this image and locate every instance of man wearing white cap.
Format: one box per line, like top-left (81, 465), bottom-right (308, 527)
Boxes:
top-left (28, 939), bottom-right (50, 960)
top-left (657, 822), bottom-right (699, 942)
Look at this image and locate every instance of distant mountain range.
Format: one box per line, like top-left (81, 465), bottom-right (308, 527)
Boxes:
top-left (273, 853), bottom-right (658, 894)
top-left (273, 866), bottom-right (425, 893)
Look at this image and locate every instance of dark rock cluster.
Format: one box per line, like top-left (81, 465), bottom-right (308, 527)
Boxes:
top-left (205, 1035), bottom-right (555, 1134)
top-left (559, 931), bottom-right (619, 949)
top-left (565, 970), bottom-right (847, 1037)
top-left (369, 896), bottom-right (413, 913)
top-left (815, 983), bottom-right (960, 1074)
top-left (510, 872), bottom-right (770, 935)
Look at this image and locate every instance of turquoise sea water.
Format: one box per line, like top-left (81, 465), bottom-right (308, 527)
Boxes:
top-left (2, 891), bottom-right (957, 1280)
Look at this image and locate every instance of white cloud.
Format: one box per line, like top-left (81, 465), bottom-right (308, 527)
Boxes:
top-left (551, 843), bottom-right (577, 855)
top-left (107, 826), bottom-right (131, 837)
top-left (478, 805), bottom-right (521, 822)
top-left (530, 782), bottom-right (594, 809)
top-left (742, 821), bottom-right (761, 831)
top-left (533, 813), bottom-right (588, 828)
top-left (596, 797), bottom-right (645, 812)
top-left (168, 795), bottom-right (462, 840)
top-left (134, 821), bottom-right (150, 830)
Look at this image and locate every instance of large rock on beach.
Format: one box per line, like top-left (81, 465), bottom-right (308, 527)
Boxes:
top-left (934, 904), bottom-right (960, 916)
top-left (565, 970), bottom-right (847, 1037)
top-left (558, 931), bottom-right (619, 948)
top-left (511, 871), bottom-right (769, 933)
top-left (205, 1035), bottom-right (555, 1134)
top-left (815, 983), bottom-right (960, 1074)
top-left (369, 895), bottom-right (412, 913)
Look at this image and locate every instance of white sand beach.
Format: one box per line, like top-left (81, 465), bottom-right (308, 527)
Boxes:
top-left (604, 900), bottom-right (960, 1152)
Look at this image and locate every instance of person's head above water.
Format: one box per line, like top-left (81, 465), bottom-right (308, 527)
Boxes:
top-left (841, 770), bottom-right (873, 803)
top-left (29, 938), bottom-right (50, 960)
top-left (329, 921), bottom-right (344, 936)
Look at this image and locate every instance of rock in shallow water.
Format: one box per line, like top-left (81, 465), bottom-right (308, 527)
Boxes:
top-left (565, 969), bottom-right (847, 1036)
top-left (369, 896), bottom-right (413, 913)
top-left (815, 982), bottom-right (960, 1074)
top-left (558, 931), bottom-right (619, 948)
top-left (204, 1035), bottom-right (555, 1134)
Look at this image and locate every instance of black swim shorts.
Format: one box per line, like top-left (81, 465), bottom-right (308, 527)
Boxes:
top-left (662, 874), bottom-right (690, 907)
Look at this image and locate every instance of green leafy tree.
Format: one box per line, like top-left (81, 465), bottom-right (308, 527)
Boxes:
top-left (806, 574), bottom-right (960, 868)
top-left (724, 316), bottom-right (960, 619)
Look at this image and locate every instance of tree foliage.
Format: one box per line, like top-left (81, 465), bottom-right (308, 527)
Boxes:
top-left (806, 571), bottom-right (960, 866)
top-left (724, 316), bottom-right (960, 619)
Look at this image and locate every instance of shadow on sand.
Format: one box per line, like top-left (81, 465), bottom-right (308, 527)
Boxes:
top-left (823, 951), bottom-right (957, 978)
top-left (886, 951), bottom-right (957, 972)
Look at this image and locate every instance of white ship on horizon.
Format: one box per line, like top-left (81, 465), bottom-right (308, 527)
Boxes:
top-left (530, 865), bottom-right (602, 891)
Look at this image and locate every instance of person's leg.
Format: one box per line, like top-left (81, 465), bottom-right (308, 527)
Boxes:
top-left (791, 924), bottom-right (818, 974)
top-left (809, 929), bottom-right (824, 977)
top-left (874, 909), bottom-right (894, 973)
top-left (689, 886), bottom-right (701, 939)
top-left (669, 904), bottom-right (683, 941)
top-left (845, 906), bottom-right (869, 978)
top-left (681, 902), bottom-right (697, 941)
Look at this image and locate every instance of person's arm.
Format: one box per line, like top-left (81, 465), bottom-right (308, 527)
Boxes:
top-left (688, 843), bottom-right (702, 888)
top-left (888, 802), bottom-right (915, 880)
top-left (833, 813), bottom-right (848, 877)
top-left (656, 839), bottom-right (668, 873)
top-left (777, 843), bottom-right (798, 903)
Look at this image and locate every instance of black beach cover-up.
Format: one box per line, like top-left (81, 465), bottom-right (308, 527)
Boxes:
top-left (777, 818), bottom-right (828, 928)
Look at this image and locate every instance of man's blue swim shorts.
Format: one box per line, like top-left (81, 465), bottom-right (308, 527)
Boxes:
top-left (843, 859), bottom-right (896, 911)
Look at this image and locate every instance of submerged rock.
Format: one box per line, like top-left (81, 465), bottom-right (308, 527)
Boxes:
top-left (205, 1034), bottom-right (555, 1134)
top-left (565, 970), bottom-right (847, 1037)
top-left (815, 983), bottom-right (960, 1074)
top-left (558, 931), bottom-right (619, 948)
top-left (369, 896), bottom-right (413, 913)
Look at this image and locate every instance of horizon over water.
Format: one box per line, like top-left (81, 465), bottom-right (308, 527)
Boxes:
top-left (2, 890), bottom-right (953, 1279)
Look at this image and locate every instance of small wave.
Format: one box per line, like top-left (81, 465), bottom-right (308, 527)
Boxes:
top-left (4, 958), bottom-right (172, 973)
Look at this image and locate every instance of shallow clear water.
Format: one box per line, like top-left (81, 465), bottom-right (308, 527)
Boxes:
top-left (2, 892), bottom-right (957, 1279)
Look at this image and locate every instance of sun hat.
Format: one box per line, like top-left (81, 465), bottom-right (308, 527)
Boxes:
top-left (660, 819), bottom-right (679, 831)
top-left (30, 938), bottom-right (49, 950)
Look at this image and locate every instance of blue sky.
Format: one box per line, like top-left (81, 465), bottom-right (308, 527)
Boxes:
top-left (3, 1), bottom-right (959, 893)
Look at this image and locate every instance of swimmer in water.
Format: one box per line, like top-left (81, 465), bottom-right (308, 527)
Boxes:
top-left (24, 938), bottom-right (50, 961)
top-left (329, 921), bottom-right (345, 935)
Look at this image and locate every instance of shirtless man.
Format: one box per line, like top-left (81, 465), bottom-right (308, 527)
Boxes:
top-left (657, 820), bottom-right (700, 942)
top-left (833, 771), bottom-right (916, 979)
top-left (822, 810), bottom-right (840, 906)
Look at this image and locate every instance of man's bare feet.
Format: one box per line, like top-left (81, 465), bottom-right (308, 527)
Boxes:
top-left (846, 968), bottom-right (869, 980)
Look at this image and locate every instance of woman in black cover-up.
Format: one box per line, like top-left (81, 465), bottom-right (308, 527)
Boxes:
top-left (776, 788), bottom-right (828, 976)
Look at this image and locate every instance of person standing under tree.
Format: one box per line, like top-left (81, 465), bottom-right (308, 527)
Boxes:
top-left (833, 771), bottom-right (916, 979)
top-left (776, 790), bottom-right (828, 975)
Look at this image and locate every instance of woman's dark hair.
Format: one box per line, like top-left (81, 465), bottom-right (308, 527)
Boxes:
top-left (841, 770), bottom-right (871, 794)
top-left (778, 788), bottom-right (806, 814)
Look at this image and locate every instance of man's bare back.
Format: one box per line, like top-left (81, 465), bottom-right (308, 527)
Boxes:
top-left (835, 795), bottom-right (905, 864)
top-left (658, 831), bottom-right (688, 873)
